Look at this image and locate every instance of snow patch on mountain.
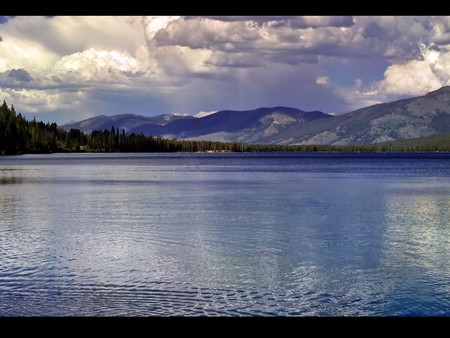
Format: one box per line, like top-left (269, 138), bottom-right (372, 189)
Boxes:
top-left (194, 111), bottom-right (218, 118)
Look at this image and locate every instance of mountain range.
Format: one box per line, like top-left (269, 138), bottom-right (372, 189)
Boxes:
top-left (62, 86), bottom-right (450, 145)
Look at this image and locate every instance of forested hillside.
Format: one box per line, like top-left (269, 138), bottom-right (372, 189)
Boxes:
top-left (0, 101), bottom-right (60, 154)
top-left (0, 100), bottom-right (251, 154)
top-left (2, 100), bottom-right (450, 155)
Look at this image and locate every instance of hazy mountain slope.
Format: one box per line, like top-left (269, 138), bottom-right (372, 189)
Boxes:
top-left (153, 107), bottom-right (331, 141)
top-left (285, 86), bottom-right (450, 145)
top-left (62, 114), bottom-right (194, 133)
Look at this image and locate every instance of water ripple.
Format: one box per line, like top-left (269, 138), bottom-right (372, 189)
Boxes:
top-left (1, 153), bottom-right (450, 316)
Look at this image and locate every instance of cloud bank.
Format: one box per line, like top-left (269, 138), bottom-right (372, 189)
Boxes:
top-left (0, 16), bottom-right (449, 123)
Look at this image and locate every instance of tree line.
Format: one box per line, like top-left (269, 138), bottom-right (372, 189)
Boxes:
top-left (1, 100), bottom-right (450, 155)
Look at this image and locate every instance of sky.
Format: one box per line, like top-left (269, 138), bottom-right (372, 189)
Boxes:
top-left (1, 16), bottom-right (450, 124)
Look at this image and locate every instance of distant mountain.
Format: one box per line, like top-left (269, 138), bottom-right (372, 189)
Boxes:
top-left (63, 107), bottom-right (332, 144)
top-left (62, 86), bottom-right (450, 145)
top-left (133, 107), bottom-right (331, 144)
top-left (283, 86), bottom-right (450, 145)
top-left (62, 113), bottom-right (194, 133)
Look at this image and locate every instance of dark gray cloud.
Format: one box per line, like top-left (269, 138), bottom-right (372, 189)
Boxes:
top-left (120, 70), bottom-right (146, 78)
top-left (0, 69), bottom-right (36, 90)
top-left (362, 21), bottom-right (388, 39)
top-left (51, 75), bottom-right (62, 83)
top-left (0, 68), bottom-right (90, 92)
top-left (201, 16), bottom-right (354, 29)
top-left (268, 53), bottom-right (319, 65)
top-left (429, 44), bottom-right (447, 52)
top-left (288, 16), bottom-right (354, 29)
top-left (205, 52), bottom-right (262, 68)
top-left (154, 17), bottom-right (259, 49)
top-left (356, 16), bottom-right (432, 60)
top-left (151, 16), bottom-right (434, 68)
top-left (195, 16), bottom-right (297, 24)
top-left (8, 68), bottom-right (33, 82)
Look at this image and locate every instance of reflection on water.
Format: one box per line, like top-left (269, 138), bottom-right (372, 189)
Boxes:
top-left (385, 183), bottom-right (450, 262)
top-left (379, 183), bottom-right (450, 315)
top-left (0, 153), bottom-right (449, 316)
top-left (0, 169), bottom-right (23, 185)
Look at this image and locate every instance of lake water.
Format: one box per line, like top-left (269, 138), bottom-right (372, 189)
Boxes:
top-left (0, 152), bottom-right (449, 316)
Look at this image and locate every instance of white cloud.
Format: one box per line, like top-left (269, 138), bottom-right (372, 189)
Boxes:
top-left (316, 76), bottom-right (330, 86)
top-left (333, 38), bottom-right (450, 112)
top-left (378, 59), bottom-right (441, 96)
top-left (359, 44), bottom-right (450, 102)
top-left (0, 31), bottom-right (59, 71)
top-left (1, 88), bottom-right (64, 113)
top-left (143, 16), bottom-right (181, 39)
top-left (427, 48), bottom-right (450, 85)
top-left (54, 48), bottom-right (141, 83)
top-left (3, 16), bottom-right (145, 56)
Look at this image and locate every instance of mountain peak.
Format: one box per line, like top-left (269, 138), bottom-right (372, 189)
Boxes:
top-left (427, 85), bottom-right (450, 96)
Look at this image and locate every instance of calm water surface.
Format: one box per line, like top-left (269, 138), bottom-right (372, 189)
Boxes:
top-left (0, 152), bottom-right (449, 316)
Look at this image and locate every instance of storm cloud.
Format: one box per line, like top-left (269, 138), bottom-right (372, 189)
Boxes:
top-left (0, 16), bottom-right (450, 124)
top-left (8, 68), bottom-right (33, 82)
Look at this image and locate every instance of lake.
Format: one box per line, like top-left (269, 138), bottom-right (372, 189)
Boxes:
top-left (0, 152), bottom-right (449, 316)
